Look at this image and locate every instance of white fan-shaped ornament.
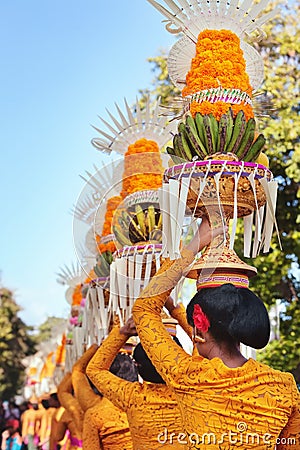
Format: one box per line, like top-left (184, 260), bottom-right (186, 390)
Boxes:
top-left (73, 158), bottom-right (124, 273)
top-left (85, 227), bottom-right (99, 255)
top-left (65, 286), bottom-right (75, 305)
top-left (56, 262), bottom-right (85, 287)
top-left (147, 0), bottom-right (280, 40)
top-left (75, 159), bottom-right (124, 225)
top-left (167, 35), bottom-right (264, 91)
top-left (91, 96), bottom-right (176, 155)
top-left (72, 193), bottom-right (99, 225)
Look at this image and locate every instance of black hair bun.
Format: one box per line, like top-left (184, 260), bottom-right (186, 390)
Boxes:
top-left (187, 283), bottom-right (270, 349)
top-left (110, 353), bottom-right (139, 382)
top-left (229, 287), bottom-right (270, 349)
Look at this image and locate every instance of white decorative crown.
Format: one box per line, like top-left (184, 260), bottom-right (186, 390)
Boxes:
top-left (147, 0), bottom-right (279, 40)
top-left (91, 96), bottom-right (176, 154)
top-left (74, 160), bottom-right (124, 224)
top-left (56, 262), bottom-right (85, 287)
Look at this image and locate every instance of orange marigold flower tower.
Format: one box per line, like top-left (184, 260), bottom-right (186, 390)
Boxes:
top-left (73, 159), bottom-right (125, 280)
top-left (96, 195), bottom-right (122, 256)
top-left (148, 0), bottom-right (280, 162)
top-left (121, 138), bottom-right (163, 199)
top-left (182, 29), bottom-right (254, 121)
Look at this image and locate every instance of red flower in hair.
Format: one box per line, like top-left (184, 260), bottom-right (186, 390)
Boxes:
top-left (193, 304), bottom-right (210, 333)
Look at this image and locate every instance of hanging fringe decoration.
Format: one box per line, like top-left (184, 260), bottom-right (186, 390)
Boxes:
top-left (80, 278), bottom-right (112, 348)
top-left (109, 244), bottom-right (163, 322)
top-left (162, 159), bottom-right (277, 259)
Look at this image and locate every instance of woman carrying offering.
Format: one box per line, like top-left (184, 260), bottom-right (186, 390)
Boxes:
top-left (72, 345), bottom-right (135, 450)
top-left (56, 373), bottom-right (83, 450)
top-left (86, 303), bottom-right (192, 450)
top-left (132, 218), bottom-right (300, 449)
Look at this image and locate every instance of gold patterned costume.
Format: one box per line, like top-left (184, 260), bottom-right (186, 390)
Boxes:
top-left (72, 346), bottom-right (133, 450)
top-left (56, 373), bottom-right (83, 449)
top-left (21, 405), bottom-right (41, 449)
top-left (87, 314), bottom-right (190, 450)
top-left (132, 249), bottom-right (300, 449)
top-left (38, 407), bottom-right (57, 450)
top-left (49, 407), bottom-right (71, 450)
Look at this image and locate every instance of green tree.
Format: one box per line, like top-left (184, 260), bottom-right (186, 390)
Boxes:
top-left (139, 54), bottom-right (180, 108)
top-left (260, 299), bottom-right (300, 382)
top-left (240, 0), bottom-right (300, 379)
top-left (35, 316), bottom-right (67, 345)
top-left (140, 0), bottom-right (300, 380)
top-left (0, 287), bottom-right (36, 399)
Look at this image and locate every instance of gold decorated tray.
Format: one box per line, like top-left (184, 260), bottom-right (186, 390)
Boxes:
top-left (164, 159), bottom-right (273, 218)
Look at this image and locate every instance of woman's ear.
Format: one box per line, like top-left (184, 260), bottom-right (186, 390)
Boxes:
top-left (192, 327), bottom-right (206, 344)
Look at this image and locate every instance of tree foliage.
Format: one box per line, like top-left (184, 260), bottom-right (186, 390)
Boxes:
top-left (242, 0), bottom-right (300, 379)
top-left (35, 316), bottom-right (67, 345)
top-left (0, 287), bottom-right (37, 399)
top-left (140, 0), bottom-right (300, 380)
top-left (260, 300), bottom-right (300, 383)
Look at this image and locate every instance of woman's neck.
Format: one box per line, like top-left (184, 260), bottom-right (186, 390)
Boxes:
top-left (205, 343), bottom-right (248, 368)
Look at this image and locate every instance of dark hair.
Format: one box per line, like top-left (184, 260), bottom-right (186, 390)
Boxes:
top-left (88, 378), bottom-right (102, 396)
top-left (109, 353), bottom-right (138, 382)
top-left (50, 392), bottom-right (59, 402)
top-left (133, 336), bottom-right (182, 384)
top-left (41, 399), bottom-right (50, 410)
top-left (186, 283), bottom-right (270, 349)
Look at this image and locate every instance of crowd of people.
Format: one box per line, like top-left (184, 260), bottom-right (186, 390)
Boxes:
top-left (0, 394), bottom-right (62, 450)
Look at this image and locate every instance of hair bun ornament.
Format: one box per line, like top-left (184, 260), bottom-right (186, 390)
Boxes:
top-left (193, 304), bottom-right (210, 333)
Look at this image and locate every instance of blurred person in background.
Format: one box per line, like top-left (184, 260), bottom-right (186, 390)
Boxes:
top-left (38, 394), bottom-right (61, 450)
top-left (1, 419), bottom-right (22, 450)
top-left (21, 401), bottom-right (39, 450)
top-left (86, 308), bottom-right (190, 450)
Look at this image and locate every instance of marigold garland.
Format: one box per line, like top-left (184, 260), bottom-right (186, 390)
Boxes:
top-left (96, 233), bottom-right (116, 254)
top-left (121, 138), bottom-right (163, 198)
top-left (182, 29), bottom-right (254, 119)
top-left (84, 268), bottom-right (96, 284)
top-left (72, 284), bottom-right (82, 306)
top-left (190, 101), bottom-right (254, 121)
top-left (101, 195), bottom-right (122, 236)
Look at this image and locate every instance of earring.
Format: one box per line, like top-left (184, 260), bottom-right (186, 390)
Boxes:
top-left (192, 328), bottom-right (206, 344)
top-left (193, 335), bottom-right (206, 344)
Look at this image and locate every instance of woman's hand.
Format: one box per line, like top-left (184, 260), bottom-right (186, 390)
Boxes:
top-left (120, 317), bottom-right (137, 337)
top-left (164, 296), bottom-right (175, 313)
top-left (186, 217), bottom-right (225, 255)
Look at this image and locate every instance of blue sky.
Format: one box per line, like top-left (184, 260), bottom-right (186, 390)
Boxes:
top-left (0, 0), bottom-right (176, 327)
